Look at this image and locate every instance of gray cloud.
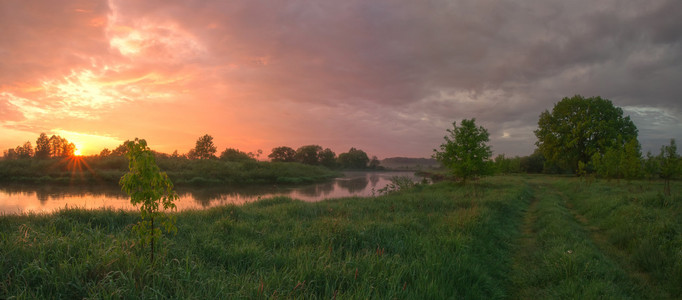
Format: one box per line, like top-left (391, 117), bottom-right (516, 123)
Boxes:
top-left (1, 0), bottom-right (681, 157)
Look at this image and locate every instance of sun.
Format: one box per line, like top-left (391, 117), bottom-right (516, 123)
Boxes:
top-left (74, 147), bottom-right (82, 156)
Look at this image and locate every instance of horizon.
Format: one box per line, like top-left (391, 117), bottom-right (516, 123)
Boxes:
top-left (2, 1), bottom-right (681, 158)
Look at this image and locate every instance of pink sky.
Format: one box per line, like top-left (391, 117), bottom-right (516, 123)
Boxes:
top-left (1, 0), bottom-right (681, 157)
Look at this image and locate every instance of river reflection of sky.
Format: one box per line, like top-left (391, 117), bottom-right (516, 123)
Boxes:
top-left (0, 172), bottom-right (419, 214)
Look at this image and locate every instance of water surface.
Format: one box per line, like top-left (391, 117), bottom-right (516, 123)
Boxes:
top-left (0, 171), bottom-right (420, 214)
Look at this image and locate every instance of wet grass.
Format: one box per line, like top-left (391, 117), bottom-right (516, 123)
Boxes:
top-left (0, 177), bottom-right (530, 299)
top-left (1, 175), bottom-right (679, 298)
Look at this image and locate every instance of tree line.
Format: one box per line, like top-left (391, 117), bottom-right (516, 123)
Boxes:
top-left (2, 133), bottom-right (76, 159)
top-left (434, 95), bottom-right (680, 194)
top-left (2, 133), bottom-right (382, 170)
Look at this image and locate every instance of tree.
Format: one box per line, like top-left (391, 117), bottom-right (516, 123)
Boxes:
top-left (368, 156), bottom-right (381, 169)
top-left (48, 135), bottom-right (62, 157)
top-left (643, 151), bottom-right (660, 181)
top-left (220, 148), bottom-right (253, 162)
top-left (3, 148), bottom-right (17, 160)
top-left (192, 134), bottom-right (217, 159)
top-left (519, 150), bottom-right (545, 173)
top-left (535, 95), bottom-right (638, 173)
top-left (99, 148), bottom-right (112, 157)
top-left (15, 141), bottom-right (33, 159)
top-left (119, 139), bottom-right (178, 262)
top-left (269, 146), bottom-right (297, 162)
top-left (111, 141), bottom-right (130, 156)
top-left (338, 147), bottom-right (370, 169)
top-left (319, 148), bottom-right (337, 168)
top-left (35, 133), bottom-right (50, 159)
top-left (658, 139), bottom-right (680, 196)
top-left (295, 145), bottom-right (323, 165)
top-left (46, 135), bottom-right (75, 157)
top-left (433, 118), bottom-right (493, 184)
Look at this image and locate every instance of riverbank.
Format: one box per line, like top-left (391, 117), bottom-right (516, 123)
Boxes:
top-left (0, 158), bottom-right (339, 186)
top-left (1, 176), bottom-right (680, 298)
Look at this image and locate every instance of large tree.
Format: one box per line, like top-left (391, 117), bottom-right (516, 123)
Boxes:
top-left (337, 147), bottom-right (369, 169)
top-left (35, 133), bottom-right (51, 159)
top-left (319, 148), bottom-right (337, 168)
top-left (268, 146), bottom-right (297, 162)
top-left (433, 118), bottom-right (493, 184)
top-left (535, 95), bottom-right (638, 173)
top-left (192, 134), bottom-right (217, 159)
top-left (295, 145), bottom-right (323, 165)
top-left (220, 148), bottom-right (253, 162)
top-left (47, 135), bottom-right (75, 157)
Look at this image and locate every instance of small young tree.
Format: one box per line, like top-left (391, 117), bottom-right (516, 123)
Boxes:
top-left (433, 118), bottom-right (493, 184)
top-left (120, 139), bottom-right (178, 262)
top-left (659, 139), bottom-right (680, 196)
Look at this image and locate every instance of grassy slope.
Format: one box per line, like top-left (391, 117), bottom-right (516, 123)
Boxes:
top-left (1, 176), bottom-right (680, 299)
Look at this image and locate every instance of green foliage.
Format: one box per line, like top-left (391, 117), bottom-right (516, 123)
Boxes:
top-left (268, 146), bottom-right (297, 162)
top-left (119, 138), bottom-right (178, 262)
top-left (534, 95), bottom-right (638, 173)
top-left (519, 150), bottom-right (545, 173)
top-left (295, 145), bottom-right (323, 165)
top-left (592, 138), bottom-right (643, 180)
top-left (644, 151), bottom-right (661, 181)
top-left (377, 176), bottom-right (422, 195)
top-left (433, 118), bottom-right (493, 183)
top-left (318, 148), bottom-right (337, 168)
top-left (337, 147), bottom-right (370, 169)
top-left (658, 139), bottom-right (680, 196)
top-left (494, 154), bottom-right (522, 174)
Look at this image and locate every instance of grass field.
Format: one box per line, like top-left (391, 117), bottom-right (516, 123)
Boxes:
top-left (1, 176), bottom-right (680, 298)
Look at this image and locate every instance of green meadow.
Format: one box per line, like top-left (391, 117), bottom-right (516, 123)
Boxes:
top-left (1, 176), bottom-right (680, 299)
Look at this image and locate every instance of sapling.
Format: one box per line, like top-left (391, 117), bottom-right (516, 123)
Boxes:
top-left (120, 138), bottom-right (178, 262)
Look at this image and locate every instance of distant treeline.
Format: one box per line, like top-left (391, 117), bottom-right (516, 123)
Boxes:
top-left (0, 155), bottom-right (339, 186)
top-left (2, 133), bottom-right (383, 170)
top-left (380, 157), bottom-right (440, 170)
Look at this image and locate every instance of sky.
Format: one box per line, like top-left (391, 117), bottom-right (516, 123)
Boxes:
top-left (1, 0), bottom-right (681, 158)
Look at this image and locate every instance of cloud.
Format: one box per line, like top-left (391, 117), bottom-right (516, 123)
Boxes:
top-left (1, 0), bottom-right (681, 157)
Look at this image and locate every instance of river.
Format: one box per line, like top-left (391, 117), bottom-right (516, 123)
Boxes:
top-left (0, 171), bottom-right (422, 214)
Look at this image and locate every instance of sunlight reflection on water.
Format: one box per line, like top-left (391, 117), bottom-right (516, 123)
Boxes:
top-left (0, 171), bottom-right (421, 214)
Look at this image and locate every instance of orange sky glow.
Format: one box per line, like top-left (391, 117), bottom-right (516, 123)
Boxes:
top-left (1, 1), bottom-right (681, 158)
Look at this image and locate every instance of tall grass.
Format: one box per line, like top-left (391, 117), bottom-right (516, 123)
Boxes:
top-left (551, 178), bottom-right (682, 297)
top-left (0, 177), bottom-right (530, 298)
top-left (510, 177), bottom-right (650, 299)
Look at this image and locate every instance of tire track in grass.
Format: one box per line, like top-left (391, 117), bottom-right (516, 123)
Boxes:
top-left (509, 192), bottom-right (540, 299)
top-left (509, 179), bottom-right (650, 299)
top-left (561, 185), bottom-right (673, 300)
